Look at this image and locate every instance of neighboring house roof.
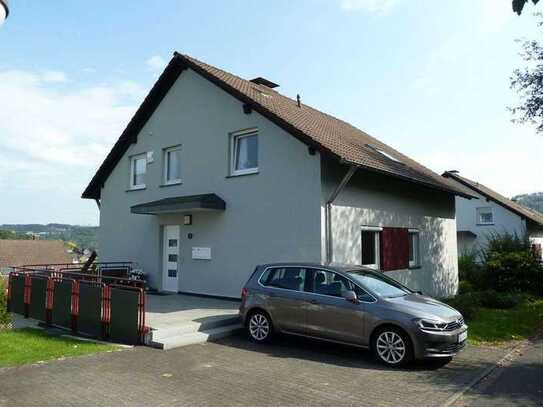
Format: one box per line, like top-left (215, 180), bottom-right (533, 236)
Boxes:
top-left (0, 240), bottom-right (72, 270)
top-left (443, 171), bottom-right (543, 227)
top-left (82, 53), bottom-right (473, 200)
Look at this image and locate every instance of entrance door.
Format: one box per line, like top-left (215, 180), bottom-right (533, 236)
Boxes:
top-left (162, 225), bottom-right (180, 292)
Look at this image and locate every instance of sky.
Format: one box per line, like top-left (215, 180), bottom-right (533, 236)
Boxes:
top-left (0, 0), bottom-right (542, 226)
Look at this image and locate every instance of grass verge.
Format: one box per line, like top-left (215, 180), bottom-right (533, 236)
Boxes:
top-left (0, 328), bottom-right (117, 367)
top-left (467, 298), bottom-right (543, 345)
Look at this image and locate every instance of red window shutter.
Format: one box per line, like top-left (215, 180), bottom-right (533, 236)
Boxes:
top-left (380, 227), bottom-right (409, 271)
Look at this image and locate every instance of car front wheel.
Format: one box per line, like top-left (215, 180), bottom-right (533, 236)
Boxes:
top-left (373, 328), bottom-right (413, 367)
top-left (247, 311), bottom-right (273, 343)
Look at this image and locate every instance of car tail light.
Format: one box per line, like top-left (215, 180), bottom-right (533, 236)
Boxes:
top-left (241, 287), bottom-right (248, 301)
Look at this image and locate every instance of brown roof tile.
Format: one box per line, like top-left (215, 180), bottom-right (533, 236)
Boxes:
top-left (82, 53), bottom-right (473, 199)
top-left (443, 171), bottom-right (543, 226)
top-left (0, 240), bottom-right (72, 270)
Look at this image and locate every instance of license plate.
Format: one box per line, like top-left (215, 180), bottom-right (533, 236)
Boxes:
top-left (458, 331), bottom-right (468, 343)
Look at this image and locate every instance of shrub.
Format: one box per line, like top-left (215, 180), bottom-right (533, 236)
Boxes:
top-left (458, 250), bottom-right (488, 289)
top-left (478, 289), bottom-right (523, 309)
top-left (483, 231), bottom-right (531, 258)
top-left (444, 292), bottom-right (481, 321)
top-left (0, 277), bottom-right (11, 328)
top-left (458, 280), bottom-right (474, 294)
top-left (485, 250), bottom-right (543, 295)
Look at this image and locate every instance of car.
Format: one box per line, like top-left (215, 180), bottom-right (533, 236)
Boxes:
top-left (239, 263), bottom-right (468, 366)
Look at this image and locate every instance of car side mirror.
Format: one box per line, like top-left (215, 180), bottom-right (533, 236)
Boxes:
top-left (343, 290), bottom-right (359, 303)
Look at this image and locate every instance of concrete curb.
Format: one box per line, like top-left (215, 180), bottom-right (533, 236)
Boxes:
top-left (441, 340), bottom-right (532, 407)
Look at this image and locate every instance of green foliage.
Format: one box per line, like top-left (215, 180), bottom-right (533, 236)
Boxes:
top-left (513, 0), bottom-right (540, 15)
top-left (486, 250), bottom-right (543, 295)
top-left (478, 290), bottom-right (523, 309)
top-left (444, 292), bottom-right (481, 321)
top-left (458, 251), bottom-right (488, 290)
top-left (0, 278), bottom-right (11, 328)
top-left (483, 231), bottom-right (531, 257)
top-left (0, 328), bottom-right (116, 367)
top-left (0, 224), bottom-right (98, 250)
top-left (458, 280), bottom-right (474, 294)
top-left (468, 298), bottom-right (543, 344)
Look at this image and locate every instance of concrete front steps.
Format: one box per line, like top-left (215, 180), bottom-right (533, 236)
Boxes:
top-left (146, 315), bottom-right (243, 350)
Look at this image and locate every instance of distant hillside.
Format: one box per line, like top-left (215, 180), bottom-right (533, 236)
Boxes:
top-left (0, 224), bottom-right (98, 250)
top-left (512, 192), bottom-right (543, 214)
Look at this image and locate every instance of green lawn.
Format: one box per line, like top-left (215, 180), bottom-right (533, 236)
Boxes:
top-left (468, 298), bottom-right (543, 345)
top-left (0, 328), bottom-right (117, 367)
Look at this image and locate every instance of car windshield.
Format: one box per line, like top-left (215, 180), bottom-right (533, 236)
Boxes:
top-left (346, 270), bottom-right (411, 298)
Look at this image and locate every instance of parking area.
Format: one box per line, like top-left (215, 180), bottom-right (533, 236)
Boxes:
top-left (0, 333), bottom-right (508, 407)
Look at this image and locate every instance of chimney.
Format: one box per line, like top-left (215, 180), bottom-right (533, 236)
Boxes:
top-left (297, 94), bottom-right (301, 108)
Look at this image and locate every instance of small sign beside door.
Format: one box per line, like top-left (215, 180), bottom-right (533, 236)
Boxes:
top-left (192, 247), bottom-right (211, 260)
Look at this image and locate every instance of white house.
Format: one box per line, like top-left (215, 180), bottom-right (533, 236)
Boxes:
top-left (443, 171), bottom-right (543, 260)
top-left (82, 53), bottom-right (472, 299)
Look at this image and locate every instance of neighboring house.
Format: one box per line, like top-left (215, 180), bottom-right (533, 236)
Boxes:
top-left (0, 240), bottom-right (73, 275)
top-left (443, 171), bottom-right (543, 260)
top-left (82, 53), bottom-right (472, 299)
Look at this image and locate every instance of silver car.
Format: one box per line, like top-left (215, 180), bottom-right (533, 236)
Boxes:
top-left (239, 263), bottom-right (468, 366)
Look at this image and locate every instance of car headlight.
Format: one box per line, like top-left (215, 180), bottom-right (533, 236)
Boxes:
top-left (414, 318), bottom-right (448, 331)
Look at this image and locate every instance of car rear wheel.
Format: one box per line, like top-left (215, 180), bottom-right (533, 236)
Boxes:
top-left (247, 311), bottom-right (273, 343)
top-left (372, 327), bottom-right (413, 367)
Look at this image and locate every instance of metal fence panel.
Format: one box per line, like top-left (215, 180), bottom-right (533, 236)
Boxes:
top-left (78, 283), bottom-right (102, 337)
top-left (28, 277), bottom-right (47, 321)
top-left (110, 288), bottom-right (139, 345)
top-left (8, 275), bottom-right (25, 315)
top-left (52, 280), bottom-right (72, 329)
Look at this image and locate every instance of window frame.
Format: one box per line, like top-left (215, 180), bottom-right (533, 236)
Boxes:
top-left (361, 226), bottom-right (382, 270)
top-left (258, 266), bottom-right (306, 292)
top-left (163, 145), bottom-right (183, 185)
top-left (257, 266), bottom-right (376, 303)
top-left (230, 129), bottom-right (259, 176)
top-left (304, 268), bottom-right (376, 303)
top-left (408, 229), bottom-right (420, 268)
top-left (129, 153), bottom-right (147, 190)
top-left (476, 207), bottom-right (494, 225)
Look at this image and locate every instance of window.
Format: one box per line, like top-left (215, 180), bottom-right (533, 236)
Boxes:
top-left (408, 230), bottom-right (420, 268)
top-left (260, 267), bottom-right (305, 291)
top-left (168, 239), bottom-right (178, 248)
top-left (168, 254), bottom-right (178, 262)
top-left (361, 227), bottom-right (381, 269)
top-left (130, 154), bottom-right (146, 189)
top-left (168, 269), bottom-right (177, 278)
top-left (347, 269), bottom-right (411, 298)
top-left (367, 144), bottom-right (402, 164)
top-left (230, 130), bottom-right (258, 175)
top-left (164, 146), bottom-right (182, 184)
top-left (477, 207), bottom-right (494, 225)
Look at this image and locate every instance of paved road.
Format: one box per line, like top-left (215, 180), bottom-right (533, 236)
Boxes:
top-left (458, 338), bottom-right (543, 406)
top-left (0, 333), bottom-right (507, 407)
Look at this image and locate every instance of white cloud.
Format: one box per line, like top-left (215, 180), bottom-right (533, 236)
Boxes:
top-left (42, 70), bottom-right (68, 83)
top-left (480, 0), bottom-right (513, 33)
top-left (146, 55), bottom-right (167, 72)
top-left (339, 0), bottom-right (397, 13)
top-left (0, 69), bottom-right (140, 210)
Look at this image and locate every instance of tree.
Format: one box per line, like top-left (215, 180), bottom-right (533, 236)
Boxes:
top-left (510, 15), bottom-right (543, 134)
top-left (513, 0), bottom-right (540, 15)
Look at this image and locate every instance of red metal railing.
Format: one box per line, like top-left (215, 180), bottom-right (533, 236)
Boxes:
top-left (8, 263), bottom-right (148, 344)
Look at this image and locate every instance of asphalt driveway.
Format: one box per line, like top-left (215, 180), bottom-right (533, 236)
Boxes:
top-left (0, 333), bottom-right (508, 407)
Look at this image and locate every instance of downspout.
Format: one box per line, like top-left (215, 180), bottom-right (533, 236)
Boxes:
top-left (325, 165), bottom-right (357, 265)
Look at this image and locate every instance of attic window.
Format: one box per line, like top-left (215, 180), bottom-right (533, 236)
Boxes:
top-left (367, 145), bottom-right (402, 164)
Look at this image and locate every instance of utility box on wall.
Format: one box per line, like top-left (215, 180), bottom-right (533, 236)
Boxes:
top-left (192, 247), bottom-right (211, 260)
